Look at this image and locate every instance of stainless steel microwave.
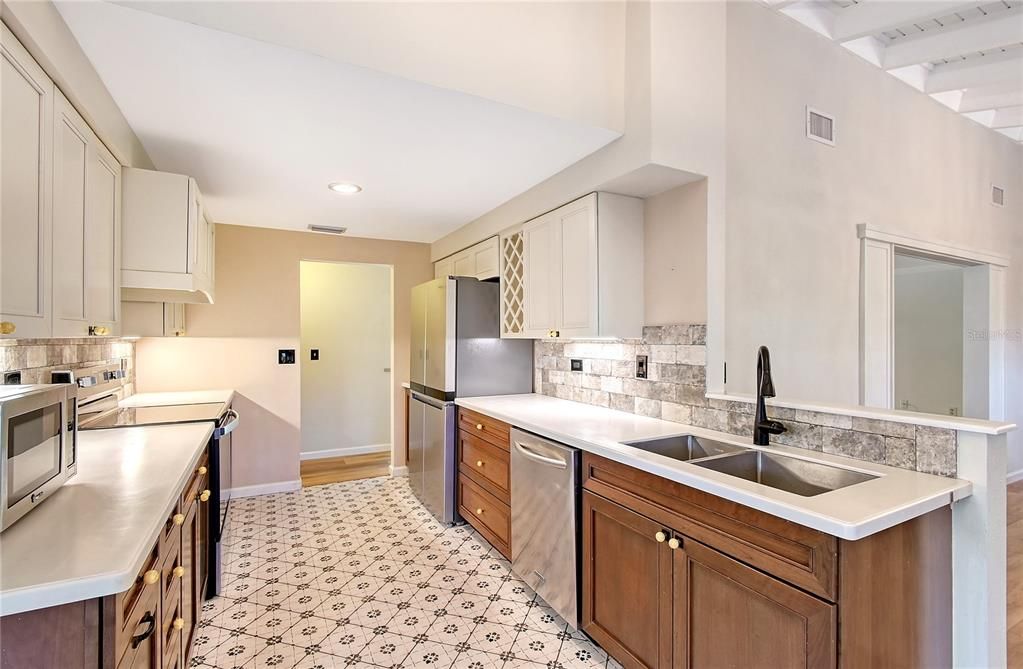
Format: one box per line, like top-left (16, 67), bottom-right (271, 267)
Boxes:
top-left (0, 384), bottom-right (78, 532)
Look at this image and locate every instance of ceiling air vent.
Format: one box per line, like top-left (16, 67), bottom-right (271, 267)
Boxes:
top-left (308, 224), bottom-right (348, 234)
top-left (806, 107), bottom-right (835, 146)
top-left (992, 185), bottom-right (1005, 207)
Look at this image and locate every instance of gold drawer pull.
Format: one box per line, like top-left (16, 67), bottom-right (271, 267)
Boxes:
top-left (142, 569), bottom-right (159, 585)
top-left (172, 513), bottom-right (185, 526)
top-left (475, 508), bottom-right (484, 516)
top-left (655, 531), bottom-right (666, 543)
top-left (0, 321), bottom-right (15, 335)
top-left (89, 325), bottom-right (110, 336)
top-left (476, 460), bottom-right (484, 467)
top-left (173, 566), bottom-right (185, 579)
top-left (198, 466), bottom-right (208, 475)
top-left (172, 617), bottom-right (184, 630)
top-left (198, 489), bottom-right (211, 503)
top-left (668, 537), bottom-right (681, 550)
top-left (475, 423), bottom-right (483, 431)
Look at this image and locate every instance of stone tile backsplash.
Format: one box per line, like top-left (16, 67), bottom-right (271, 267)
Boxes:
top-left (535, 324), bottom-right (958, 477)
top-left (0, 338), bottom-right (136, 387)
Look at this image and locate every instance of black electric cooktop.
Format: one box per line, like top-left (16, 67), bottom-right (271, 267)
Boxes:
top-left (80, 402), bottom-right (225, 429)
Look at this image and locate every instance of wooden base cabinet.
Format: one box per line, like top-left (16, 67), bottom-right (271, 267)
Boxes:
top-left (581, 453), bottom-right (952, 669)
top-left (457, 408), bottom-right (513, 559)
top-left (0, 453), bottom-right (210, 669)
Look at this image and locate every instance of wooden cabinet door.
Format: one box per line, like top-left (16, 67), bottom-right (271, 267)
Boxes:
top-left (53, 90), bottom-right (120, 336)
top-left (582, 491), bottom-right (672, 669)
top-left (180, 499), bottom-right (201, 660)
top-left (674, 539), bottom-right (836, 669)
top-left (552, 194), bottom-right (597, 337)
top-left (1, 23), bottom-right (53, 338)
top-left (521, 212), bottom-right (557, 337)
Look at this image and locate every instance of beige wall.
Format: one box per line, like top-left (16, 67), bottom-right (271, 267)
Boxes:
top-left (644, 180), bottom-right (707, 325)
top-left (135, 224), bottom-right (432, 488)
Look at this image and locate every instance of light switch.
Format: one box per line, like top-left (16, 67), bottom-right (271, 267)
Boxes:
top-left (311, 349), bottom-right (319, 361)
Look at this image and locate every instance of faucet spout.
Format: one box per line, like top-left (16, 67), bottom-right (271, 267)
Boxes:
top-left (754, 346), bottom-right (786, 446)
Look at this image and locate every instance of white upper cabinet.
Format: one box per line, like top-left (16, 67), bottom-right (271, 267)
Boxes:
top-left (511, 192), bottom-right (643, 339)
top-left (52, 90), bottom-right (121, 337)
top-left (1, 23), bottom-right (53, 338)
top-left (433, 236), bottom-right (500, 281)
top-left (122, 167), bottom-right (215, 304)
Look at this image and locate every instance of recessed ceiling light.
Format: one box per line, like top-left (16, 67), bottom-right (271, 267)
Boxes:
top-left (328, 182), bottom-right (362, 194)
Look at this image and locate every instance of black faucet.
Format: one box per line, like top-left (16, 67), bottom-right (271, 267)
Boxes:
top-left (754, 346), bottom-right (786, 446)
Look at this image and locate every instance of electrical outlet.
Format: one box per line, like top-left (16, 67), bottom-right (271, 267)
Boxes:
top-left (4, 371), bottom-right (22, 385)
top-left (636, 355), bottom-right (648, 379)
top-left (311, 349), bottom-right (320, 361)
top-left (570, 359), bottom-right (583, 372)
top-left (278, 349), bottom-right (296, 365)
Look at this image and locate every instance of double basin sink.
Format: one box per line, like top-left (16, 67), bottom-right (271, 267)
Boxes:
top-left (620, 435), bottom-right (877, 497)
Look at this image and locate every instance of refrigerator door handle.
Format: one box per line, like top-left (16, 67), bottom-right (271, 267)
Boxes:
top-left (411, 391), bottom-right (447, 410)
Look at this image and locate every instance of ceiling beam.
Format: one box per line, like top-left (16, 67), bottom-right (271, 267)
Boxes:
top-left (996, 126), bottom-right (1023, 141)
top-left (925, 52), bottom-right (1023, 93)
top-left (991, 106), bottom-right (1023, 129)
top-left (957, 82), bottom-right (1023, 112)
top-left (883, 9), bottom-right (1023, 70)
top-left (833, 1), bottom-right (982, 42)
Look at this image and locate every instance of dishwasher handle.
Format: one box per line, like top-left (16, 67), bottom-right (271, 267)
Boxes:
top-left (514, 440), bottom-right (568, 469)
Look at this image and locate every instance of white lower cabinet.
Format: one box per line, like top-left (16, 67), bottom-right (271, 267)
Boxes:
top-left (52, 90), bottom-right (121, 337)
top-left (434, 236), bottom-right (500, 281)
top-left (517, 193), bottom-right (643, 340)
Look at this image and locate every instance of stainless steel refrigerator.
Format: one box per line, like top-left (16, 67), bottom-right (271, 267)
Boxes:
top-left (408, 277), bottom-right (532, 523)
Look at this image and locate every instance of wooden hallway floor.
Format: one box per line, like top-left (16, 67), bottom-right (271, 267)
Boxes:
top-left (1009, 480), bottom-right (1023, 666)
top-left (300, 451), bottom-right (391, 487)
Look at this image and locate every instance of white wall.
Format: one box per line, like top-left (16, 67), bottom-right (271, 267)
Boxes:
top-left (644, 179), bottom-right (707, 325)
top-left (721, 3), bottom-right (1022, 469)
top-left (116, 1), bottom-right (626, 134)
top-left (300, 261), bottom-right (391, 458)
top-left (894, 262), bottom-right (964, 416)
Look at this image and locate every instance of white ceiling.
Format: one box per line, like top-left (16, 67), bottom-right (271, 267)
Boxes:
top-left (766, 0), bottom-right (1023, 144)
top-left (55, 1), bottom-right (620, 242)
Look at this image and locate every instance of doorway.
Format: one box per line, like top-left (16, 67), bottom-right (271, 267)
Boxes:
top-left (299, 260), bottom-right (393, 483)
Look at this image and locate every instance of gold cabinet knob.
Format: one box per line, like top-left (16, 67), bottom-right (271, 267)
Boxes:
top-left (198, 490), bottom-right (211, 502)
top-left (89, 325), bottom-right (110, 336)
top-left (475, 508), bottom-right (484, 515)
top-left (172, 617), bottom-right (184, 630)
top-left (173, 566), bottom-right (185, 579)
top-left (0, 321), bottom-right (14, 335)
top-left (198, 466), bottom-right (208, 475)
top-left (475, 423), bottom-right (483, 431)
top-left (143, 569), bottom-right (160, 585)
top-left (475, 460), bottom-right (484, 467)
top-left (172, 513), bottom-right (185, 526)
top-left (668, 537), bottom-right (681, 550)
top-left (655, 531), bottom-right (667, 543)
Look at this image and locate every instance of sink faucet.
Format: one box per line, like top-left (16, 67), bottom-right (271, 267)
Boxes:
top-left (754, 346), bottom-right (786, 446)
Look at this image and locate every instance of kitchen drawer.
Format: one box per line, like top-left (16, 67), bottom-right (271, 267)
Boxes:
top-left (161, 533), bottom-right (184, 605)
top-left (160, 583), bottom-right (183, 669)
top-left (181, 453), bottom-right (209, 510)
top-left (458, 408), bottom-right (511, 451)
top-left (158, 502), bottom-right (182, 560)
top-left (458, 474), bottom-right (511, 558)
top-left (458, 430), bottom-right (510, 503)
top-left (582, 453), bottom-right (838, 601)
top-left (113, 546), bottom-right (162, 668)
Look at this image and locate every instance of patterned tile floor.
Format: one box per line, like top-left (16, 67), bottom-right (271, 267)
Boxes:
top-left (193, 476), bottom-right (622, 669)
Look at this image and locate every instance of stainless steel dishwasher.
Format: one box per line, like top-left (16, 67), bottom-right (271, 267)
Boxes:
top-left (510, 428), bottom-right (580, 628)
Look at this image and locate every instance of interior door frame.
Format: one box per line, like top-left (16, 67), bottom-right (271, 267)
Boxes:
top-left (858, 224), bottom-right (1008, 420)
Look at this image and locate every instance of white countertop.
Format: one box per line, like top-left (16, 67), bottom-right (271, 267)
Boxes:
top-left (456, 394), bottom-right (972, 540)
top-left (121, 389), bottom-right (235, 407)
top-left (0, 422), bottom-right (214, 615)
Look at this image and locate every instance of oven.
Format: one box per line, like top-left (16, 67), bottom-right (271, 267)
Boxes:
top-left (0, 384), bottom-right (78, 532)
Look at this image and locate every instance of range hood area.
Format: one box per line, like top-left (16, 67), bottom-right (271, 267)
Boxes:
top-left (121, 167), bottom-right (216, 305)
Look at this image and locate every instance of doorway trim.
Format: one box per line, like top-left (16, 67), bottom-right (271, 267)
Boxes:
top-left (857, 223), bottom-right (1008, 419)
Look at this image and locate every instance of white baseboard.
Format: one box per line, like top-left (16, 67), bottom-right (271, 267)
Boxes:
top-left (1008, 468), bottom-right (1023, 485)
top-left (300, 443), bottom-right (391, 461)
top-left (228, 479), bottom-right (302, 498)
top-left (389, 465), bottom-right (408, 477)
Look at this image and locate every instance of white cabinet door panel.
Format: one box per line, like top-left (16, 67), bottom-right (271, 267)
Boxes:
top-left (1, 24), bottom-right (53, 337)
top-left (434, 258), bottom-right (454, 280)
top-left (556, 198), bottom-right (598, 337)
top-left (53, 93), bottom-right (88, 329)
top-left (452, 251), bottom-right (474, 277)
top-left (523, 213), bottom-right (556, 336)
top-left (473, 236), bottom-right (499, 280)
top-left (84, 143), bottom-right (120, 329)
